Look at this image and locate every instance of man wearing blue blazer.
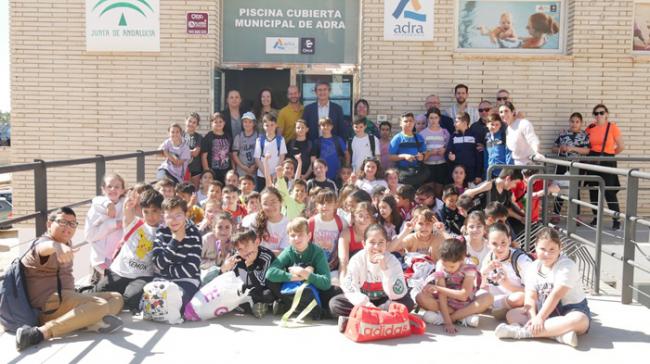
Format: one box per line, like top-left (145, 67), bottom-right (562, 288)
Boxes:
top-left (304, 81), bottom-right (348, 141)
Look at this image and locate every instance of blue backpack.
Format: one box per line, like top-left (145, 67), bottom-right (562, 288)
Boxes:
top-left (259, 135), bottom-right (284, 158)
top-left (0, 238), bottom-right (61, 332)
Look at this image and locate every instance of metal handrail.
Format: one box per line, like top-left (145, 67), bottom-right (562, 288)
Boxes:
top-left (0, 150), bottom-right (160, 236)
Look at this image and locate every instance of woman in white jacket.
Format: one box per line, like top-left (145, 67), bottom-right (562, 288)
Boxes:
top-left (499, 101), bottom-right (542, 165)
top-left (329, 224), bottom-right (414, 331)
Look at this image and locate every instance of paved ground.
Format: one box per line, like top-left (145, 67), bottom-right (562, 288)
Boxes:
top-left (0, 294), bottom-right (648, 364)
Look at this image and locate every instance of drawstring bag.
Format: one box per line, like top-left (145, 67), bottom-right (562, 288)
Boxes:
top-left (279, 281), bottom-right (321, 327)
top-left (183, 271), bottom-right (252, 321)
top-left (344, 302), bottom-right (426, 343)
top-left (141, 279), bottom-right (184, 324)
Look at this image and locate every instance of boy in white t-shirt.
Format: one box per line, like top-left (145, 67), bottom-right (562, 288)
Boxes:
top-left (96, 188), bottom-right (163, 312)
top-left (308, 189), bottom-right (348, 273)
top-left (348, 118), bottom-right (380, 173)
top-left (254, 113), bottom-right (287, 192)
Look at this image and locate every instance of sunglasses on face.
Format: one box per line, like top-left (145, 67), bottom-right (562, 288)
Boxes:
top-left (497, 97), bottom-right (508, 101)
top-left (593, 111), bottom-right (606, 116)
top-left (478, 108), bottom-right (490, 112)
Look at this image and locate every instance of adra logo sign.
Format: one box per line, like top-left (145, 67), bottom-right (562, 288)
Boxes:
top-left (86, 0), bottom-right (160, 51)
top-left (384, 0), bottom-right (434, 41)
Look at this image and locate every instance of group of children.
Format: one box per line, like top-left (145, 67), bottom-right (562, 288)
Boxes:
top-left (78, 107), bottom-right (591, 346)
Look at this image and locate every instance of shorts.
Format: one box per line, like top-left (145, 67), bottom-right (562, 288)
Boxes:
top-left (549, 298), bottom-right (592, 331)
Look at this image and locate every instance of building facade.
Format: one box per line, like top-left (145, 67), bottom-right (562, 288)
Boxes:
top-left (9, 0), bottom-right (650, 216)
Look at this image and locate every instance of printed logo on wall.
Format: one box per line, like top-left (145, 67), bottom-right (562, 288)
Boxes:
top-left (86, 0), bottom-right (160, 51)
top-left (300, 37), bottom-right (316, 54)
top-left (384, 0), bottom-right (434, 41)
top-left (265, 37), bottom-right (299, 54)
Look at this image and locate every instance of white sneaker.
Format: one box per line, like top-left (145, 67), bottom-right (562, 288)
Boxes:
top-left (460, 314), bottom-right (480, 328)
top-left (554, 331), bottom-right (578, 347)
top-left (421, 310), bottom-right (444, 325)
top-left (494, 323), bottom-right (531, 339)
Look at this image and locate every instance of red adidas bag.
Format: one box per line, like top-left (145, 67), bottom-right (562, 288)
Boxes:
top-left (344, 302), bottom-right (426, 343)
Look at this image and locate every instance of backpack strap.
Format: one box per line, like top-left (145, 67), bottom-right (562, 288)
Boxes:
top-left (308, 216), bottom-right (316, 241)
top-left (259, 136), bottom-right (266, 159)
top-left (334, 214), bottom-right (344, 235)
top-left (599, 122), bottom-right (611, 156)
top-left (510, 248), bottom-right (530, 279)
top-left (369, 135), bottom-right (376, 157)
top-left (276, 136), bottom-right (283, 155)
top-left (111, 219), bottom-right (145, 262)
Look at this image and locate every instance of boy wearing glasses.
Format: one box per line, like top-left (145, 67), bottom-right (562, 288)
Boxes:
top-left (16, 207), bottom-right (125, 351)
top-left (152, 197), bottom-right (203, 313)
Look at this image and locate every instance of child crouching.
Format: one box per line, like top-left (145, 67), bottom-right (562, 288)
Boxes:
top-left (331, 224), bottom-right (414, 332)
top-left (416, 238), bottom-right (493, 334)
top-left (220, 229), bottom-right (277, 319)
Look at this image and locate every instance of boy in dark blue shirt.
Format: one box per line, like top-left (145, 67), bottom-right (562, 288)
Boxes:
top-left (446, 112), bottom-right (482, 184)
top-left (485, 113), bottom-right (511, 179)
top-left (312, 117), bottom-right (348, 181)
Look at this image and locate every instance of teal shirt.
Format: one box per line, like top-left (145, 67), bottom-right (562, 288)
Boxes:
top-left (265, 243), bottom-right (332, 291)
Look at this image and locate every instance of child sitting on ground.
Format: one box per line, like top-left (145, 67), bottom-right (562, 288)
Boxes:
top-left (222, 185), bottom-right (247, 227)
top-left (436, 185), bottom-right (465, 236)
top-left (265, 217), bottom-right (337, 320)
top-left (309, 189), bottom-right (348, 273)
top-left (196, 171), bottom-right (215, 205)
top-left (243, 192), bottom-right (261, 216)
top-left (332, 224), bottom-right (414, 332)
top-left (377, 195), bottom-right (403, 241)
top-left (200, 212), bottom-right (234, 274)
top-left (152, 197), bottom-right (203, 314)
top-left (242, 187), bottom-right (290, 255)
top-left (337, 202), bottom-right (377, 278)
top-left (96, 188), bottom-right (163, 312)
top-left (200, 180), bottom-right (223, 209)
top-left (390, 207), bottom-right (445, 260)
top-left (306, 158), bottom-right (338, 194)
top-left (395, 184), bottom-right (417, 221)
top-left (85, 173), bottom-right (126, 284)
top-left (464, 211), bottom-right (490, 268)
top-left (197, 200), bottom-right (221, 236)
top-left (495, 228), bottom-right (590, 347)
top-left (480, 222), bottom-right (532, 318)
top-left (220, 229), bottom-right (277, 319)
top-left (416, 238), bottom-right (493, 333)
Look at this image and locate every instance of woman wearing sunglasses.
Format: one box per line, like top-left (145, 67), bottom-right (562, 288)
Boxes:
top-left (584, 104), bottom-right (625, 231)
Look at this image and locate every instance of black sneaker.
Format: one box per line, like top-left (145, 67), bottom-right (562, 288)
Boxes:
top-left (272, 300), bottom-right (286, 316)
top-left (15, 325), bottom-right (44, 352)
top-left (310, 306), bottom-right (323, 321)
top-left (97, 315), bottom-right (123, 334)
top-left (252, 302), bottom-right (268, 319)
top-left (612, 220), bottom-right (621, 231)
top-left (589, 218), bottom-right (598, 227)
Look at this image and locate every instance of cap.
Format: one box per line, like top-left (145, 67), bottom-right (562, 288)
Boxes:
top-left (242, 111), bottom-right (256, 121)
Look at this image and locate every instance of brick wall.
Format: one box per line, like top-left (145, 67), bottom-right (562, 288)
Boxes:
top-left (360, 0), bottom-right (650, 214)
top-left (10, 0), bottom-right (219, 219)
top-left (9, 0), bottom-right (650, 218)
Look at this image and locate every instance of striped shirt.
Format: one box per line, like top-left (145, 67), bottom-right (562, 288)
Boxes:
top-left (152, 224), bottom-right (202, 287)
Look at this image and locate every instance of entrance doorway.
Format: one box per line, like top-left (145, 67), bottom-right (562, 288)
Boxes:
top-left (222, 68), bottom-right (291, 112)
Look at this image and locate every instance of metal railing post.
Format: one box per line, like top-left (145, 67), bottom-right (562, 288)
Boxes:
top-left (567, 164), bottom-right (579, 236)
top-left (594, 181), bottom-right (604, 295)
top-left (541, 162), bottom-right (550, 225)
top-left (33, 159), bottom-right (48, 237)
top-left (95, 155), bottom-right (106, 196)
top-left (136, 150), bottom-right (145, 182)
top-left (621, 171), bottom-right (639, 304)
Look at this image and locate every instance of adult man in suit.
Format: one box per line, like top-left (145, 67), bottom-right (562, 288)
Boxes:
top-left (304, 81), bottom-right (348, 141)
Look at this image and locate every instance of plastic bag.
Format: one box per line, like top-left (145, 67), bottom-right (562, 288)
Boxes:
top-left (183, 271), bottom-right (252, 321)
top-left (141, 279), bottom-right (184, 324)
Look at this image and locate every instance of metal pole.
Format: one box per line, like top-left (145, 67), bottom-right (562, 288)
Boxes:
top-left (594, 181), bottom-right (604, 295)
top-left (621, 172), bottom-right (639, 304)
top-left (567, 164), bottom-right (579, 236)
top-left (33, 159), bottom-right (48, 237)
top-left (95, 155), bottom-right (106, 196)
top-left (136, 150), bottom-right (145, 183)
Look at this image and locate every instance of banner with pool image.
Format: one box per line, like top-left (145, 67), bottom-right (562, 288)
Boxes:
top-left (633, 1), bottom-right (650, 52)
top-left (456, 0), bottom-right (564, 53)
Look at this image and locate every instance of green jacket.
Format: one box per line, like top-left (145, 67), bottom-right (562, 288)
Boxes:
top-left (265, 243), bottom-right (332, 291)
